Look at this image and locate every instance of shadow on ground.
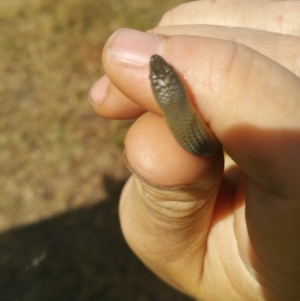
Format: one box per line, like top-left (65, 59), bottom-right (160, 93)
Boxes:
top-left (0, 176), bottom-right (193, 301)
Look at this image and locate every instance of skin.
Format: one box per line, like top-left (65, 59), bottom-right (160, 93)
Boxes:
top-left (89, 0), bottom-right (300, 300)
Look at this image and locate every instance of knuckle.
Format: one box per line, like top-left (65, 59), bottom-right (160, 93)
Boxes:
top-left (158, 9), bottom-right (175, 27)
top-left (138, 178), bottom-right (214, 222)
top-left (158, 3), bottom-right (185, 27)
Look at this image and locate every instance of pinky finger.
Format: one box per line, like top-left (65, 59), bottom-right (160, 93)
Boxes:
top-left (89, 75), bottom-right (146, 120)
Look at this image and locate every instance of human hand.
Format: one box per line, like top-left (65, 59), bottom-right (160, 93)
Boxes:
top-left (89, 1), bottom-right (300, 300)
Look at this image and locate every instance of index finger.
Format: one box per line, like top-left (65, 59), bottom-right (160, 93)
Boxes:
top-left (158, 0), bottom-right (300, 37)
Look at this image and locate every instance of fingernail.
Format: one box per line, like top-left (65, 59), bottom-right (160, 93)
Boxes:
top-left (89, 75), bottom-right (109, 105)
top-left (108, 28), bottom-right (164, 66)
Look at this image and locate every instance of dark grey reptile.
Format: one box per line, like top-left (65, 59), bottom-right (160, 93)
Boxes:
top-left (149, 54), bottom-right (221, 156)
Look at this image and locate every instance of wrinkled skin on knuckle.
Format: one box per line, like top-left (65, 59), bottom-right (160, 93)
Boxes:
top-left (158, 9), bottom-right (175, 27)
top-left (157, 3), bottom-right (186, 27)
top-left (138, 178), bottom-right (213, 223)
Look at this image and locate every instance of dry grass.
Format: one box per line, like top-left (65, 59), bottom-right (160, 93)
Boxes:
top-left (0, 0), bottom-right (189, 232)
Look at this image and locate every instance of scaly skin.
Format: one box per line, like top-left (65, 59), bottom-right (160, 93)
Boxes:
top-left (149, 55), bottom-right (221, 157)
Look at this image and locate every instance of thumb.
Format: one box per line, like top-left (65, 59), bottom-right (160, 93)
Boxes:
top-left (120, 111), bottom-right (223, 296)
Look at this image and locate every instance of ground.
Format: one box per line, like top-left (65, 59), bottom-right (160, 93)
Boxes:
top-left (0, 0), bottom-right (194, 300)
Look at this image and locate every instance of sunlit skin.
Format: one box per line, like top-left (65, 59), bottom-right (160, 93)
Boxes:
top-left (90, 1), bottom-right (300, 300)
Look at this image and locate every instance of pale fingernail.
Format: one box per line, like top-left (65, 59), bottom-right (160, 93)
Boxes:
top-left (108, 28), bottom-right (164, 66)
top-left (89, 75), bottom-right (109, 105)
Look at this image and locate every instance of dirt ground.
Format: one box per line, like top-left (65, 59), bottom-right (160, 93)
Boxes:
top-left (0, 0), bottom-right (194, 300)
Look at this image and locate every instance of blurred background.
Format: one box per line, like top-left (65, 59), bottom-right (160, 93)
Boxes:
top-left (0, 0), bottom-right (194, 300)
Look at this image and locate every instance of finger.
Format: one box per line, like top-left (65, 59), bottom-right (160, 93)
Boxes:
top-left (101, 29), bottom-right (164, 116)
top-left (158, 0), bottom-right (300, 37)
top-left (89, 29), bottom-right (164, 120)
top-left (89, 75), bottom-right (146, 119)
top-left (91, 25), bottom-right (300, 121)
top-left (120, 111), bottom-right (224, 296)
top-left (151, 24), bottom-right (300, 77)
